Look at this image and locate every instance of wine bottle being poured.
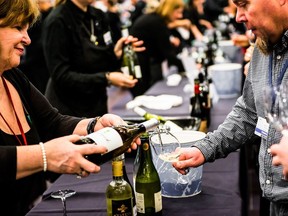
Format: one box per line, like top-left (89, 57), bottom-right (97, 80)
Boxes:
top-left (75, 118), bottom-right (159, 165)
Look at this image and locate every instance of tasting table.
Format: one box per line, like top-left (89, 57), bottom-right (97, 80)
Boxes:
top-left (27, 152), bottom-right (241, 216)
top-left (27, 77), bottom-right (244, 216)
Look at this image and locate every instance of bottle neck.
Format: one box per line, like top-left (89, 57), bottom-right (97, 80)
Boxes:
top-left (139, 136), bottom-right (154, 167)
top-left (112, 160), bottom-right (124, 180)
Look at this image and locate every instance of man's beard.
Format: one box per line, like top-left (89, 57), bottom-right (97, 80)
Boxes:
top-left (256, 36), bottom-right (274, 55)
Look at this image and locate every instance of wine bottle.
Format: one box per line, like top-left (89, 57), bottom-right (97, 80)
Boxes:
top-left (135, 133), bottom-right (162, 216)
top-left (133, 106), bottom-right (182, 132)
top-left (75, 118), bottom-right (159, 165)
top-left (106, 155), bottom-right (134, 216)
top-left (119, 153), bottom-right (137, 215)
top-left (190, 79), bottom-right (207, 132)
top-left (121, 43), bottom-right (142, 80)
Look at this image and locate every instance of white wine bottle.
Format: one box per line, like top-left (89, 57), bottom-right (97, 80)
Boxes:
top-left (106, 155), bottom-right (134, 216)
top-left (135, 133), bottom-right (163, 216)
top-left (75, 118), bottom-right (159, 165)
top-left (119, 154), bottom-right (137, 215)
top-left (133, 106), bottom-right (182, 132)
top-left (121, 43), bottom-right (142, 80)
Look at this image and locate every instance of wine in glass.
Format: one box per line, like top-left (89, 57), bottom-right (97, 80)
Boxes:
top-left (150, 127), bottom-right (182, 162)
top-left (51, 189), bottom-right (76, 216)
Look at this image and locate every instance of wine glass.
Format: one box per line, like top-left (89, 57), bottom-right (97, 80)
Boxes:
top-left (51, 189), bottom-right (76, 216)
top-left (278, 83), bottom-right (288, 135)
top-left (263, 85), bottom-right (283, 131)
top-left (150, 127), bottom-right (182, 162)
top-left (263, 84), bottom-right (288, 136)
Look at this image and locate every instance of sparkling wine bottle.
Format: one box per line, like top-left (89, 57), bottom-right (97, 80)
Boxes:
top-left (106, 155), bottom-right (134, 216)
top-left (135, 133), bottom-right (162, 216)
top-left (133, 106), bottom-right (182, 132)
top-left (75, 118), bottom-right (159, 165)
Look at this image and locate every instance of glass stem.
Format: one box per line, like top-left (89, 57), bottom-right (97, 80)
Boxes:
top-left (61, 197), bottom-right (67, 216)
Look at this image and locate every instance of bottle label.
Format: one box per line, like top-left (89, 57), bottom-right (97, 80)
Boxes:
top-left (135, 192), bottom-right (145, 213)
top-left (154, 191), bottom-right (162, 212)
top-left (121, 66), bottom-right (130, 76)
top-left (111, 198), bottom-right (133, 216)
top-left (87, 127), bottom-right (123, 153)
top-left (135, 191), bottom-right (162, 213)
top-left (134, 65), bottom-right (142, 78)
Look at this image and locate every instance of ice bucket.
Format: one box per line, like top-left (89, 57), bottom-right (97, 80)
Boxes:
top-left (150, 131), bottom-right (206, 198)
top-left (208, 63), bottom-right (242, 98)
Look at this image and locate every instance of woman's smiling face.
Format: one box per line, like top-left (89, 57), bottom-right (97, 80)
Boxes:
top-left (0, 24), bottom-right (30, 73)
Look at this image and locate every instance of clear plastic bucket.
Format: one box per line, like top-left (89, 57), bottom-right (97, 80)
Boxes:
top-left (150, 131), bottom-right (206, 198)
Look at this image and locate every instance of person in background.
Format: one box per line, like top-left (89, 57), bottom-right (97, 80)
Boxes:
top-left (0, 0), bottom-right (139, 215)
top-left (129, 0), bottom-right (147, 26)
top-left (42, 0), bottom-right (144, 118)
top-left (173, 0), bottom-right (288, 215)
top-left (18, 0), bottom-right (54, 94)
top-left (129, 0), bottom-right (186, 97)
top-left (184, 0), bottom-right (213, 34)
top-left (203, 0), bottom-right (229, 24)
top-left (92, 0), bottom-right (122, 43)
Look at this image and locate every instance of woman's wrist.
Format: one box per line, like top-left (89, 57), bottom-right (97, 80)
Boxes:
top-left (86, 116), bottom-right (101, 134)
top-left (39, 142), bottom-right (47, 172)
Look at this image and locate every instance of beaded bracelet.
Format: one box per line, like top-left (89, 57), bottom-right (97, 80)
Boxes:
top-left (87, 116), bottom-right (101, 134)
top-left (39, 142), bottom-right (47, 172)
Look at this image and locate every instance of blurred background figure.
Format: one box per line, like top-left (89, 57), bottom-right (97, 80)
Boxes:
top-left (19, 0), bottom-right (54, 94)
top-left (42, 0), bottom-right (142, 118)
top-left (92, 0), bottom-right (123, 43)
top-left (129, 0), bottom-right (187, 97)
top-left (203, 0), bottom-right (229, 24)
top-left (183, 0), bottom-right (213, 35)
top-left (129, 0), bottom-right (147, 26)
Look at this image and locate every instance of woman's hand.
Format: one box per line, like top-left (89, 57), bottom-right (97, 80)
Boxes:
top-left (44, 135), bottom-right (108, 176)
top-left (95, 114), bottom-right (141, 151)
top-left (114, 35), bottom-right (145, 59)
top-left (106, 72), bottom-right (138, 88)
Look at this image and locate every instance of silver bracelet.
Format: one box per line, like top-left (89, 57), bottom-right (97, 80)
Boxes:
top-left (39, 142), bottom-right (47, 172)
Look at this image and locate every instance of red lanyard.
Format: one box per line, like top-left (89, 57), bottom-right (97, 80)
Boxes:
top-left (0, 77), bottom-right (27, 146)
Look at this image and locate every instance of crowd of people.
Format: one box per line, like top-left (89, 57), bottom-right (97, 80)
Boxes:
top-left (1, 0), bottom-right (288, 215)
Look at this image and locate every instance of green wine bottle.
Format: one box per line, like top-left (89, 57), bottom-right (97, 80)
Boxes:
top-left (106, 155), bottom-right (134, 216)
top-left (121, 43), bottom-right (142, 80)
top-left (133, 106), bottom-right (182, 132)
top-left (75, 118), bottom-right (159, 165)
top-left (135, 133), bottom-right (163, 216)
top-left (119, 154), bottom-right (137, 215)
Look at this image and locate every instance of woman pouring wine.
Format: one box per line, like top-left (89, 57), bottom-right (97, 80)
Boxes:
top-left (0, 0), bottom-right (141, 215)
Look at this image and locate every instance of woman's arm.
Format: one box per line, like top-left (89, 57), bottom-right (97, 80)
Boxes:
top-left (16, 135), bottom-right (108, 179)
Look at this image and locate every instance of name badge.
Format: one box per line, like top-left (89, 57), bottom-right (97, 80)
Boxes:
top-left (254, 117), bottom-right (269, 139)
top-left (104, 31), bottom-right (112, 45)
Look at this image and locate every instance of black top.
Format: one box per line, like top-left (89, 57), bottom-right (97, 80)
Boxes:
top-left (204, 0), bottom-right (228, 23)
top-left (130, 12), bottom-right (184, 96)
top-left (42, 0), bottom-right (120, 117)
top-left (0, 68), bottom-right (81, 215)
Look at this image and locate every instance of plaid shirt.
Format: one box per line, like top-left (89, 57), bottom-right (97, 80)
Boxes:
top-left (195, 30), bottom-right (288, 203)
